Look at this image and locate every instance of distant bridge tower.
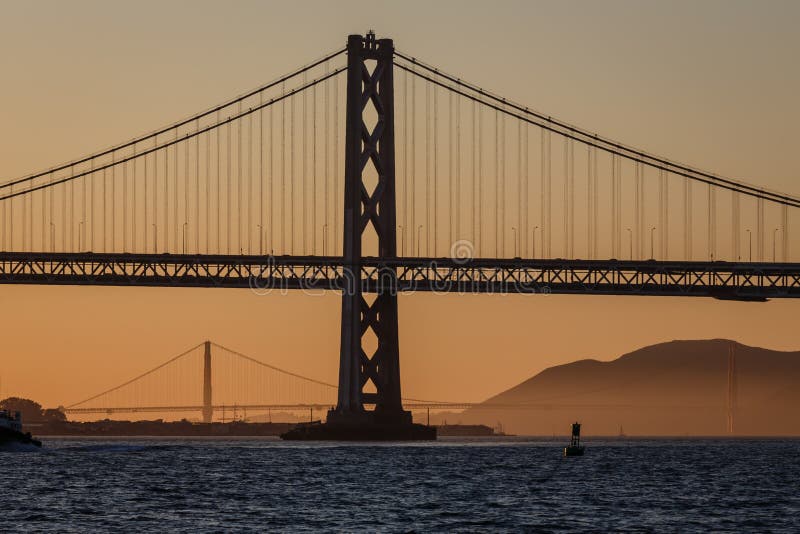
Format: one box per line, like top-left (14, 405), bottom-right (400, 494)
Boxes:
top-left (202, 341), bottom-right (213, 423)
top-left (326, 33), bottom-right (411, 427)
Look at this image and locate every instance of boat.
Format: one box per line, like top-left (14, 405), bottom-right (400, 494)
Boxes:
top-left (563, 422), bottom-right (585, 457)
top-left (0, 410), bottom-right (42, 448)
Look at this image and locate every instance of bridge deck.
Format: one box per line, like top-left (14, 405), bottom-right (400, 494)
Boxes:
top-left (1, 252), bottom-right (798, 299)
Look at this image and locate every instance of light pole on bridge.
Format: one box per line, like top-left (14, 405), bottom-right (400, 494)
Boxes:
top-left (417, 225), bottom-right (423, 256)
top-left (773, 228), bottom-right (779, 262)
top-left (650, 226), bottom-right (656, 260)
top-left (511, 227), bottom-right (518, 257)
top-left (746, 229), bottom-right (752, 262)
top-left (256, 224), bottom-right (264, 255)
top-left (532, 226), bottom-right (539, 259)
top-left (626, 228), bottom-right (632, 260)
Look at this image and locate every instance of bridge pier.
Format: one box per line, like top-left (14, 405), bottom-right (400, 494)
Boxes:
top-left (281, 32), bottom-right (433, 441)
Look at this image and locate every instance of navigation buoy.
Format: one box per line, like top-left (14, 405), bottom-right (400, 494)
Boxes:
top-left (563, 422), bottom-right (585, 457)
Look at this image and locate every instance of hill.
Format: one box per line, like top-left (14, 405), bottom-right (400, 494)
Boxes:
top-left (460, 339), bottom-right (800, 436)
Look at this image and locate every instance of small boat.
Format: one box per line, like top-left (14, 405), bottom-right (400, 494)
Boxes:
top-left (563, 422), bottom-right (585, 457)
top-left (0, 410), bottom-right (42, 448)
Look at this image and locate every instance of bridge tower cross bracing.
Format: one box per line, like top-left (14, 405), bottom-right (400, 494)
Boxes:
top-left (326, 33), bottom-right (411, 426)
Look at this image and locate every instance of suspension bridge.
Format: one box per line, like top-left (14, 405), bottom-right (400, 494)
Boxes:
top-left (2, 33), bottom-right (799, 434)
top-left (60, 340), bottom-right (654, 422)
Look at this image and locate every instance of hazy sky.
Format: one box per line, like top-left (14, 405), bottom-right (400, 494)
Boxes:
top-left (1, 1), bottom-right (798, 409)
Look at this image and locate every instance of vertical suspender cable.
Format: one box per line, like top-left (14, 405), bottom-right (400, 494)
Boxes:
top-left (540, 129), bottom-right (545, 259)
top-left (333, 71), bottom-right (339, 253)
top-left (455, 88), bottom-right (461, 243)
top-left (411, 69), bottom-right (416, 254)
top-left (160, 142), bottom-right (166, 253)
top-left (281, 84), bottom-right (286, 254)
top-left (611, 154), bottom-right (617, 258)
top-left (269, 106), bottom-right (273, 252)
top-left (131, 145), bottom-right (136, 252)
top-left (500, 112), bottom-right (505, 256)
top-left (494, 109), bottom-right (499, 257)
top-left (732, 191), bottom-right (740, 260)
top-left (685, 178), bottom-right (692, 260)
top-left (215, 115), bottom-right (220, 252)
top-left (546, 130), bottom-right (552, 258)
top-left (708, 183), bottom-right (715, 259)
top-left (144, 152), bottom-right (148, 252)
top-left (248, 110), bottom-right (253, 254)
top-left (756, 197), bottom-right (764, 261)
top-left (563, 138), bottom-right (569, 257)
top-left (454, 87), bottom-right (461, 243)
top-left (425, 81), bottom-right (430, 255)
top-left (197, 119), bottom-right (201, 253)
top-left (227, 119), bottom-right (232, 254)
top-left (311, 84), bottom-right (316, 255)
top-left (473, 100), bottom-right (478, 252)
top-left (449, 89), bottom-right (454, 250)
top-left (433, 74), bottom-right (439, 256)
top-left (524, 123), bottom-right (530, 258)
top-left (568, 140), bottom-right (575, 258)
top-left (20, 181), bottom-right (26, 250)
top-left (238, 102), bottom-right (244, 253)
top-left (174, 129), bottom-right (179, 252)
top-left (1, 188), bottom-right (5, 250)
top-left (84, 161), bottom-right (90, 251)
top-left (403, 70), bottom-right (408, 255)
top-left (302, 71), bottom-right (307, 255)
top-left (43, 173), bottom-right (48, 250)
top-left (206, 120), bottom-right (211, 253)
top-left (122, 159), bottom-right (126, 252)
top-left (9, 184), bottom-right (14, 250)
top-left (290, 91), bottom-right (295, 254)
top-left (781, 204), bottom-right (789, 261)
top-left (664, 171), bottom-right (669, 260)
top-left (587, 147), bottom-right (594, 259)
top-left (323, 62), bottom-right (329, 255)
top-left (50, 171), bottom-right (56, 251)
top-left (517, 120), bottom-right (522, 257)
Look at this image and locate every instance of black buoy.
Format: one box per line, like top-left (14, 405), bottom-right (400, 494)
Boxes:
top-left (563, 422), bottom-right (585, 457)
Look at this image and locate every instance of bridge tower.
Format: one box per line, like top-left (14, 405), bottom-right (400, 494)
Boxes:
top-left (324, 33), bottom-right (414, 431)
top-left (202, 341), bottom-right (213, 423)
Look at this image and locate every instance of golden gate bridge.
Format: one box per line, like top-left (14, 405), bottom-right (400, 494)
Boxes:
top-left (61, 340), bottom-right (642, 422)
top-left (2, 33), bottom-right (799, 435)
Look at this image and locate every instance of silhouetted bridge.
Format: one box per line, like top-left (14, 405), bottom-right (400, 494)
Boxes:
top-left (3, 32), bottom-right (799, 429)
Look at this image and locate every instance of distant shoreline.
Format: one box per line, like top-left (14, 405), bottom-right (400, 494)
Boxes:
top-left (32, 421), bottom-right (507, 438)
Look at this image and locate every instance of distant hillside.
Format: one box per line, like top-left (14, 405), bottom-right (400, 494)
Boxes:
top-left (461, 340), bottom-right (800, 436)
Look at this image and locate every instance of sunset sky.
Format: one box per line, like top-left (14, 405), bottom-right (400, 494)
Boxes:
top-left (1, 1), bottom-right (799, 410)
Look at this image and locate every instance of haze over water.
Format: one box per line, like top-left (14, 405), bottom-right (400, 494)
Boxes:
top-left (5, 437), bottom-right (799, 531)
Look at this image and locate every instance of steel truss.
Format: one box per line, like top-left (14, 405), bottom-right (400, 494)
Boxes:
top-left (1, 253), bottom-right (799, 299)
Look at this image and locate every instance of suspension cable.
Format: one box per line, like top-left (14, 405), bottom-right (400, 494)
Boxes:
top-left (0, 68), bottom-right (346, 203)
top-left (1, 47), bottom-right (346, 190)
top-left (395, 52), bottom-right (799, 208)
top-left (394, 60), bottom-right (800, 209)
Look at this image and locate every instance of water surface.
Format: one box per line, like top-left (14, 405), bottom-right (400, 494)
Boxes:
top-left (3, 437), bottom-right (798, 531)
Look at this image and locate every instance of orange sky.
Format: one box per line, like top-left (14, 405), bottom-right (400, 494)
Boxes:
top-left (1, 1), bottom-right (799, 409)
